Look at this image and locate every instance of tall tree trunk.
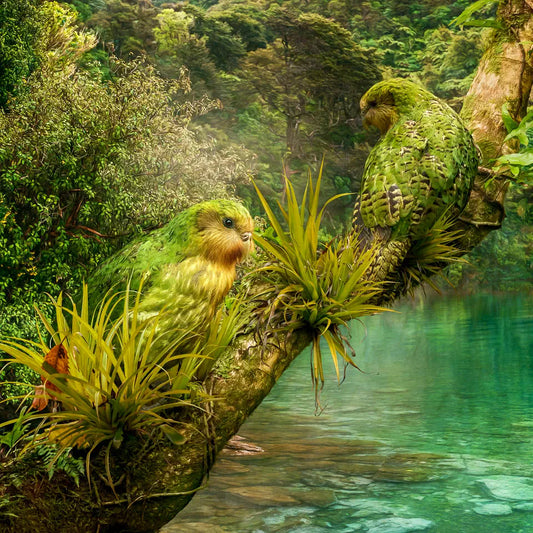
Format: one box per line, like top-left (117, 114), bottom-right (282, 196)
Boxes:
top-left (1, 2), bottom-right (531, 532)
top-left (457, 0), bottom-right (533, 249)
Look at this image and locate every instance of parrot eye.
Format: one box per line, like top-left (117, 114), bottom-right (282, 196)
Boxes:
top-left (222, 217), bottom-right (234, 229)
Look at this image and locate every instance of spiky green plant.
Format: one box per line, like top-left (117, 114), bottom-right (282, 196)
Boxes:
top-left (0, 281), bottom-right (211, 492)
top-left (253, 167), bottom-right (387, 407)
top-left (398, 211), bottom-right (468, 294)
top-left (193, 295), bottom-right (250, 381)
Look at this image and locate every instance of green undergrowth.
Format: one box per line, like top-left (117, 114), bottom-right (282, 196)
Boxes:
top-left (0, 281), bottom-right (247, 494)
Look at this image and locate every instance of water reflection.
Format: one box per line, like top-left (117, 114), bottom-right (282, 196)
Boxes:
top-left (163, 293), bottom-right (533, 532)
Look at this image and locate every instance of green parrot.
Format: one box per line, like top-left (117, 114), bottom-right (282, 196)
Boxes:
top-left (352, 78), bottom-right (479, 279)
top-left (88, 199), bottom-right (254, 354)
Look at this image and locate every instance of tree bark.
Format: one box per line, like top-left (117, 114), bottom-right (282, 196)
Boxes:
top-left (457, 0), bottom-right (533, 249)
top-left (1, 2), bottom-right (531, 532)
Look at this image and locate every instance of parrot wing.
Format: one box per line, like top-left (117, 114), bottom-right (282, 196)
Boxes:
top-left (358, 100), bottom-right (477, 241)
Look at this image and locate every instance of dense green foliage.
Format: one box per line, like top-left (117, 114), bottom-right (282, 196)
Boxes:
top-left (0, 1), bottom-right (252, 401)
top-left (449, 184), bottom-right (532, 290)
top-left (0, 0), bottom-right (40, 108)
top-left (0, 283), bottom-right (208, 488)
top-left (72, 0), bottom-right (488, 202)
top-left (57, 0), bottom-right (489, 212)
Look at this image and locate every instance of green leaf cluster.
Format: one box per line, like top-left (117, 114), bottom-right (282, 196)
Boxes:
top-left (35, 444), bottom-right (86, 487)
top-left (0, 275), bottom-right (251, 489)
top-left (494, 105), bottom-right (533, 184)
top-left (253, 169), bottom-right (386, 408)
top-left (0, 0), bottom-right (40, 108)
top-left (451, 0), bottom-right (500, 29)
top-left (0, 282), bottom-right (205, 490)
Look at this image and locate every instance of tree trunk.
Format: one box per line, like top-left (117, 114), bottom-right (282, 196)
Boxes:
top-left (1, 2), bottom-right (531, 532)
top-left (457, 0), bottom-right (533, 249)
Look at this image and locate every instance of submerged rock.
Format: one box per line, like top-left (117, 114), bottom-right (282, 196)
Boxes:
top-left (463, 458), bottom-right (507, 476)
top-left (373, 452), bottom-right (447, 483)
top-left (162, 522), bottom-right (228, 533)
top-left (335, 497), bottom-right (398, 516)
top-left (223, 435), bottom-right (265, 455)
top-left (215, 459), bottom-right (251, 474)
top-left (263, 506), bottom-right (316, 526)
top-left (303, 469), bottom-right (364, 489)
top-left (512, 501), bottom-right (533, 511)
top-left (473, 502), bottom-right (513, 516)
top-left (225, 485), bottom-right (299, 505)
top-left (511, 420), bottom-right (533, 428)
top-left (478, 476), bottom-right (533, 501)
top-left (285, 527), bottom-right (330, 533)
top-left (293, 487), bottom-right (336, 507)
top-left (364, 517), bottom-right (434, 533)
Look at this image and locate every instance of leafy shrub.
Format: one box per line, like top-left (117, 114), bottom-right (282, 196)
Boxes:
top-left (0, 278), bottom-right (249, 489)
top-left (0, 283), bottom-right (205, 489)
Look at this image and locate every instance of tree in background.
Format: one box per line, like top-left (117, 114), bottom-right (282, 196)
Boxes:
top-left (243, 9), bottom-right (381, 158)
top-left (419, 26), bottom-right (484, 104)
top-left (210, 3), bottom-right (270, 52)
top-left (86, 0), bottom-right (158, 57)
top-left (153, 7), bottom-right (219, 92)
top-left (0, 0), bottom-right (40, 108)
top-left (239, 8), bottom-right (381, 213)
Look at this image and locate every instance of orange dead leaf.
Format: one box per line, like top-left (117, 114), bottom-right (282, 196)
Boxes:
top-left (43, 343), bottom-right (69, 375)
top-left (42, 343), bottom-right (69, 394)
top-left (31, 385), bottom-right (49, 411)
top-left (30, 344), bottom-right (70, 410)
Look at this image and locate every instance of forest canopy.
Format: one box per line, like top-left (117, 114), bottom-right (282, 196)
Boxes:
top-left (1, 1), bottom-right (529, 313)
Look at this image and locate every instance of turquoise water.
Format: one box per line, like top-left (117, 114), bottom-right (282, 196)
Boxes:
top-left (164, 293), bottom-right (533, 532)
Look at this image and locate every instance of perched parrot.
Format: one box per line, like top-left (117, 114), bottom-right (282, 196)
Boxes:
top-left (88, 199), bottom-right (254, 354)
top-left (352, 78), bottom-right (479, 279)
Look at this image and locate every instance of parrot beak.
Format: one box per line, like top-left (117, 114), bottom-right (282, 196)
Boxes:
top-left (360, 103), bottom-right (371, 130)
top-left (241, 232), bottom-right (252, 242)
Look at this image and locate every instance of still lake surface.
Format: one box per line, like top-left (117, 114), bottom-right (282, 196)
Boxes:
top-left (164, 293), bottom-right (533, 533)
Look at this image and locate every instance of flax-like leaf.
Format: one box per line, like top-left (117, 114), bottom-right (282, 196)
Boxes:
top-left (253, 170), bottom-right (390, 410)
top-left (323, 330), bottom-right (341, 382)
top-left (252, 179), bottom-right (288, 244)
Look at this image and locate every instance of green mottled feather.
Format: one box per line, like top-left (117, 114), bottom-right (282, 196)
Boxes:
top-left (353, 78), bottom-right (478, 280)
top-left (87, 199), bottom-right (254, 355)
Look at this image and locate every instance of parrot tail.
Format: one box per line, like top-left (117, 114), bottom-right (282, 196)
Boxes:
top-left (351, 198), bottom-right (411, 285)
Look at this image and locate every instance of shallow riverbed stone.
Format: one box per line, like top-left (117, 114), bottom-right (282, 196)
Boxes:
top-left (225, 485), bottom-right (299, 505)
top-left (364, 517), bottom-right (434, 533)
top-left (512, 501), bottom-right (533, 511)
top-left (478, 476), bottom-right (533, 501)
top-left (473, 502), bottom-right (513, 516)
top-left (162, 522), bottom-right (228, 533)
top-left (338, 498), bottom-right (406, 518)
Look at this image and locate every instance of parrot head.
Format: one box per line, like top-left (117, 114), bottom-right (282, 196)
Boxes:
top-left (188, 200), bottom-right (254, 268)
top-left (360, 78), bottom-right (433, 134)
